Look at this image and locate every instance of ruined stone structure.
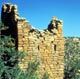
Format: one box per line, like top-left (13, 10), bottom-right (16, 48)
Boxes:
top-left (1, 3), bottom-right (64, 79)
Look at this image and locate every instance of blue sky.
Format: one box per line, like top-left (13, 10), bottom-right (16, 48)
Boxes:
top-left (0, 0), bottom-right (80, 37)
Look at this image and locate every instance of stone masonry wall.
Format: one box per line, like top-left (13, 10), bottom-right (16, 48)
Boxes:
top-left (1, 3), bottom-right (64, 79)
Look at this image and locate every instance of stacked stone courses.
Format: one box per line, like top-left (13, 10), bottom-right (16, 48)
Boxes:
top-left (1, 3), bottom-right (64, 79)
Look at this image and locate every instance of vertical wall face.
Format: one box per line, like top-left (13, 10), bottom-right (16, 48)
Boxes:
top-left (17, 17), bottom-right (64, 79)
top-left (1, 4), bottom-right (64, 79)
top-left (1, 4), bottom-right (19, 48)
